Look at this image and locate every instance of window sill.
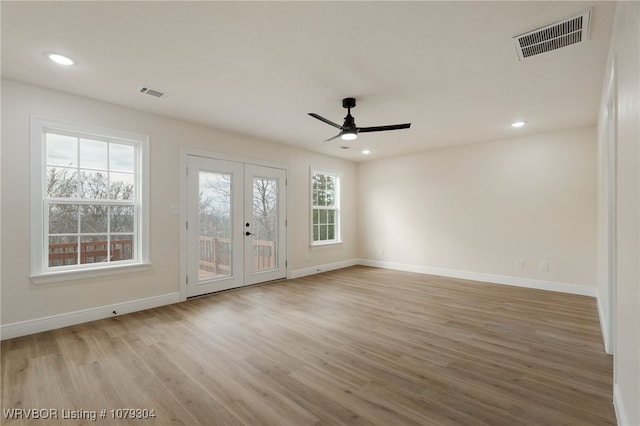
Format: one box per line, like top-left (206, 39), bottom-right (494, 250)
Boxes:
top-left (311, 241), bottom-right (343, 248)
top-left (30, 263), bottom-right (152, 285)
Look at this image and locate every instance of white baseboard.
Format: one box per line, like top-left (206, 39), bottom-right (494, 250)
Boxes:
top-left (0, 261), bottom-right (600, 340)
top-left (614, 383), bottom-right (630, 426)
top-left (290, 258), bottom-right (359, 279)
top-left (595, 288), bottom-right (612, 354)
top-left (0, 292), bottom-right (180, 340)
top-left (358, 259), bottom-right (598, 297)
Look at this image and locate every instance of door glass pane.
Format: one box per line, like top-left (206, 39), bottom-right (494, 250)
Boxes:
top-left (252, 177), bottom-right (278, 272)
top-left (199, 171), bottom-right (232, 280)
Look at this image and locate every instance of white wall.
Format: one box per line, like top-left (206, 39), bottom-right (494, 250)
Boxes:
top-left (596, 2), bottom-right (640, 425)
top-left (357, 127), bottom-right (598, 291)
top-left (0, 79), bottom-right (357, 326)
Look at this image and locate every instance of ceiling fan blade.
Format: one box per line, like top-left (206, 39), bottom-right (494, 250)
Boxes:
top-left (357, 123), bottom-right (411, 133)
top-left (308, 113), bottom-right (343, 130)
top-left (324, 132), bottom-right (343, 142)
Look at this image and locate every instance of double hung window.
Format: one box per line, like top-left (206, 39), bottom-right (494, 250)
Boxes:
top-left (30, 117), bottom-right (149, 283)
top-left (311, 170), bottom-right (341, 245)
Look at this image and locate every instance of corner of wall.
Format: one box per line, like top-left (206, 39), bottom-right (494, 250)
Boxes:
top-left (595, 287), bottom-right (612, 354)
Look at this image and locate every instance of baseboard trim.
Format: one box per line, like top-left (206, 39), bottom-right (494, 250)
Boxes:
top-left (614, 383), bottom-right (629, 426)
top-left (595, 288), bottom-right (612, 354)
top-left (0, 292), bottom-right (180, 340)
top-left (358, 259), bottom-right (598, 297)
top-left (0, 261), bottom-right (599, 340)
top-left (290, 259), bottom-right (359, 279)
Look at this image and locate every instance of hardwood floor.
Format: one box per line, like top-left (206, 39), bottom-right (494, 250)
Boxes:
top-left (1, 266), bottom-right (615, 425)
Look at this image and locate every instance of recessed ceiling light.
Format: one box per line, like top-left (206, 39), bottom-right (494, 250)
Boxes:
top-left (47, 53), bottom-right (75, 66)
top-left (511, 121), bottom-right (526, 128)
top-left (362, 150), bottom-right (371, 155)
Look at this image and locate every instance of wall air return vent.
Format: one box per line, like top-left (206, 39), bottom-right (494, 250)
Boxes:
top-left (139, 86), bottom-right (169, 100)
top-left (513, 9), bottom-right (591, 60)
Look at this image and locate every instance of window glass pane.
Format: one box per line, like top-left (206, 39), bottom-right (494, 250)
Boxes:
top-left (79, 138), bottom-right (108, 170)
top-left (320, 225), bottom-right (327, 240)
top-left (109, 143), bottom-right (134, 172)
top-left (313, 209), bottom-right (319, 225)
top-left (80, 204), bottom-right (108, 233)
top-left (110, 205), bottom-right (134, 233)
top-left (319, 209), bottom-right (327, 225)
top-left (328, 209), bottom-right (335, 224)
top-left (325, 191), bottom-right (334, 206)
top-left (316, 176), bottom-right (326, 206)
top-left (80, 171), bottom-right (109, 199)
top-left (47, 133), bottom-right (77, 167)
top-left (46, 167), bottom-right (78, 198)
top-left (111, 236), bottom-right (134, 261)
top-left (80, 235), bottom-right (108, 264)
top-left (328, 225), bottom-right (335, 240)
top-left (109, 172), bottom-right (135, 200)
top-left (313, 225), bottom-right (319, 241)
top-left (49, 204), bottom-right (78, 234)
top-left (49, 235), bottom-right (78, 267)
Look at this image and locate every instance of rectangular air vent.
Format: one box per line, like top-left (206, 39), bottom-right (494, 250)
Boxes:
top-left (139, 86), bottom-right (169, 100)
top-left (513, 9), bottom-right (591, 60)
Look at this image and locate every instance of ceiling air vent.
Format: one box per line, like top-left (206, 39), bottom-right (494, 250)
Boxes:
top-left (139, 86), bottom-right (169, 100)
top-left (513, 9), bottom-right (591, 60)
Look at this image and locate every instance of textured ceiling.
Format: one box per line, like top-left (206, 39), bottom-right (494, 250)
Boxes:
top-left (1, 1), bottom-right (616, 162)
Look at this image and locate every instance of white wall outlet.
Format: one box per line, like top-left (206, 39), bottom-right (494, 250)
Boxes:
top-left (539, 260), bottom-right (549, 272)
top-left (305, 251), bottom-right (310, 261)
top-left (170, 204), bottom-right (181, 215)
top-left (516, 258), bottom-right (525, 269)
top-left (379, 248), bottom-right (385, 256)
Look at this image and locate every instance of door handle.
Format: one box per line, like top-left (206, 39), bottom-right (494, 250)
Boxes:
top-left (245, 231), bottom-right (253, 236)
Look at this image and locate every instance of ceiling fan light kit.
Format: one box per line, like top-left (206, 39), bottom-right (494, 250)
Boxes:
top-left (341, 132), bottom-right (357, 141)
top-left (309, 97), bottom-right (411, 142)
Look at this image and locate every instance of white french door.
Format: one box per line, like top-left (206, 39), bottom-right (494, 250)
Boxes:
top-left (186, 155), bottom-right (287, 297)
top-left (243, 164), bottom-right (287, 285)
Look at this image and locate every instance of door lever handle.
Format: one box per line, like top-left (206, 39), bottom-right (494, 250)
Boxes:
top-left (245, 231), bottom-right (253, 236)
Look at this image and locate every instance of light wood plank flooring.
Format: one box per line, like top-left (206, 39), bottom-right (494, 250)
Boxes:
top-left (1, 266), bottom-right (615, 425)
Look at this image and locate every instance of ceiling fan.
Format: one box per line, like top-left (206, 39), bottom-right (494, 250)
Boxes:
top-left (308, 98), bottom-right (411, 141)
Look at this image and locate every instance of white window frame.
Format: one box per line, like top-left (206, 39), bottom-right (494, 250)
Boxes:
top-left (30, 116), bottom-right (150, 284)
top-left (310, 168), bottom-right (341, 246)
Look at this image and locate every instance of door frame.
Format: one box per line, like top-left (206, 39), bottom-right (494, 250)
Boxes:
top-left (179, 148), bottom-right (289, 301)
top-left (603, 59), bottom-right (617, 365)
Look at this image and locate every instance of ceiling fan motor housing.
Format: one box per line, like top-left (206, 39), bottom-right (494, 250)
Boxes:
top-left (342, 97), bottom-right (356, 109)
top-left (342, 98), bottom-right (356, 108)
top-left (342, 98), bottom-right (357, 133)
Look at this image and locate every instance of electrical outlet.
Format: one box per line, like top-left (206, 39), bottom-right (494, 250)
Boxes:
top-left (516, 259), bottom-right (525, 269)
top-left (539, 260), bottom-right (549, 272)
top-left (305, 251), bottom-right (310, 261)
top-left (379, 248), bottom-right (385, 256)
